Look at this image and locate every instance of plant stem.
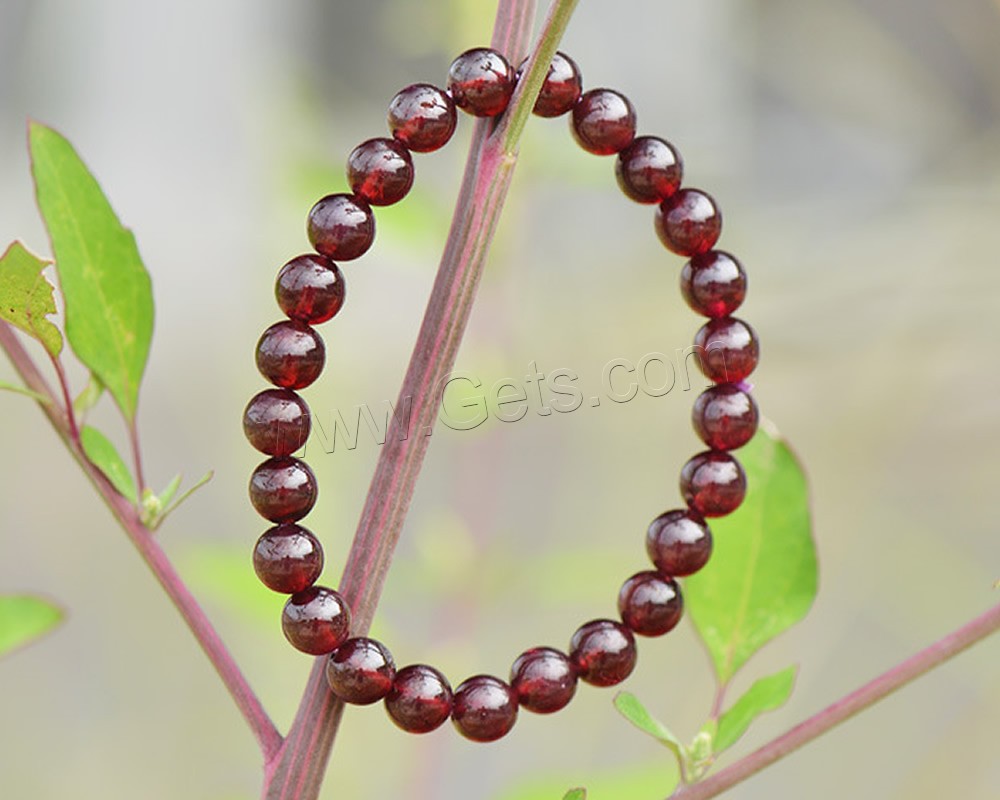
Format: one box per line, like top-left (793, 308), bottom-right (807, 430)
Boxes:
top-left (262, 1), bottom-right (585, 797)
top-left (668, 600), bottom-right (1000, 800)
top-left (0, 321), bottom-right (282, 760)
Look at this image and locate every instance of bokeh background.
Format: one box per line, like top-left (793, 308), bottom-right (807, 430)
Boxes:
top-left (1, 1), bottom-right (998, 798)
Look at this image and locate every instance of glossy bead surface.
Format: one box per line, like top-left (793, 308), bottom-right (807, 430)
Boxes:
top-left (681, 251), bottom-right (746, 318)
top-left (452, 675), bottom-right (518, 742)
top-left (281, 586), bottom-right (351, 655)
top-left (347, 138), bottom-right (414, 206)
top-left (618, 571), bottom-right (683, 637)
top-left (646, 509), bottom-right (713, 577)
top-left (275, 254), bottom-right (346, 324)
top-left (571, 88), bottom-right (637, 155)
top-left (326, 637), bottom-right (396, 705)
top-left (524, 51), bottom-right (582, 117)
top-left (569, 619), bottom-right (637, 687)
top-left (680, 451), bottom-right (747, 518)
top-left (255, 320), bottom-right (325, 390)
top-left (510, 647), bottom-right (577, 714)
top-left (248, 456), bottom-right (318, 523)
top-left (307, 193), bottom-right (375, 261)
top-left (656, 188), bottom-right (722, 256)
top-left (448, 47), bottom-right (516, 117)
top-left (253, 523), bottom-right (324, 593)
top-left (243, 388), bottom-right (310, 456)
top-left (615, 136), bottom-right (683, 204)
top-left (692, 384), bottom-right (759, 451)
top-left (385, 664), bottom-right (454, 734)
top-left (387, 83), bottom-right (457, 153)
top-left (693, 317), bottom-right (759, 384)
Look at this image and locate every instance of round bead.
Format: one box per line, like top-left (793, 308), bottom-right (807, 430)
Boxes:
top-left (693, 317), bottom-right (759, 384)
top-left (523, 51), bottom-right (582, 117)
top-left (615, 136), bottom-right (683, 204)
top-left (681, 251), bottom-right (746, 318)
top-left (451, 675), bottom-right (518, 742)
top-left (243, 388), bottom-right (311, 456)
top-left (275, 254), bottom-right (346, 325)
top-left (655, 188), bottom-right (722, 256)
top-left (253, 523), bottom-right (324, 593)
top-left (571, 88), bottom-right (637, 155)
top-left (384, 664), bottom-right (454, 734)
top-left (307, 193), bottom-right (375, 261)
top-left (326, 637), bottom-right (396, 705)
top-left (387, 83), bottom-right (457, 153)
top-left (645, 510), bottom-right (713, 577)
top-left (680, 451), bottom-right (747, 518)
top-left (618, 571), bottom-right (683, 637)
top-left (248, 456), bottom-right (318, 523)
top-left (447, 48), bottom-right (516, 118)
top-left (347, 138), bottom-right (415, 207)
top-left (569, 619), bottom-right (637, 687)
top-left (255, 320), bottom-right (325, 390)
top-left (509, 647), bottom-right (577, 714)
top-left (281, 585), bottom-right (351, 656)
top-left (692, 384), bottom-right (759, 451)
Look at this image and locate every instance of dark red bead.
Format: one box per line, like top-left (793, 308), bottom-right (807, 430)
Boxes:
top-left (275, 254), bottom-right (346, 324)
top-left (253, 523), bottom-right (324, 593)
top-left (646, 510), bottom-right (713, 577)
top-left (521, 51), bottom-right (582, 117)
top-left (452, 675), bottom-right (518, 742)
top-left (447, 47), bottom-right (516, 118)
top-left (281, 585), bottom-right (351, 656)
top-left (243, 388), bottom-right (310, 456)
top-left (248, 456), bottom-right (318, 523)
top-left (384, 664), bottom-right (453, 734)
top-left (326, 637), bottom-right (396, 705)
top-left (655, 188), bottom-right (722, 256)
top-left (510, 647), bottom-right (577, 714)
top-left (692, 384), bottom-right (759, 451)
top-left (571, 88), bottom-right (637, 155)
top-left (680, 451), bottom-right (747, 518)
top-left (618, 571), bottom-right (683, 637)
top-left (681, 251), bottom-right (746, 318)
top-left (255, 320), bottom-right (325, 390)
top-left (569, 619), bottom-right (637, 687)
top-left (347, 138), bottom-right (414, 206)
top-left (307, 193), bottom-right (375, 261)
top-left (387, 83), bottom-right (457, 153)
top-left (693, 317), bottom-right (759, 384)
top-left (615, 136), bottom-right (683, 204)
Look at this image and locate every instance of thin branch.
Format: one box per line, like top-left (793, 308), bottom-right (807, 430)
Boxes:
top-left (668, 600), bottom-right (1000, 800)
top-left (0, 321), bottom-right (282, 760)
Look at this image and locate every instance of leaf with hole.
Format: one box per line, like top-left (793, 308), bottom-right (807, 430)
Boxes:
top-left (80, 425), bottom-right (137, 502)
top-left (685, 424), bottom-right (816, 685)
top-left (0, 240), bottom-right (63, 357)
top-left (29, 122), bottom-right (153, 421)
top-left (0, 595), bottom-right (64, 658)
top-left (715, 665), bottom-right (797, 753)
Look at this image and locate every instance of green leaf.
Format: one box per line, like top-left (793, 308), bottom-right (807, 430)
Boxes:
top-left (562, 790), bottom-right (586, 800)
top-left (0, 379), bottom-right (51, 404)
top-left (715, 665), bottom-right (797, 753)
top-left (73, 371), bottom-right (104, 416)
top-left (80, 425), bottom-right (137, 502)
top-left (686, 423), bottom-right (817, 684)
top-left (0, 240), bottom-right (63, 356)
top-left (29, 122), bottom-right (153, 421)
top-left (0, 594), bottom-right (64, 657)
top-left (614, 692), bottom-right (684, 759)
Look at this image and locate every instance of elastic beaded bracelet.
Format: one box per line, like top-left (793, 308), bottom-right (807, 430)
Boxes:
top-left (243, 46), bottom-right (760, 743)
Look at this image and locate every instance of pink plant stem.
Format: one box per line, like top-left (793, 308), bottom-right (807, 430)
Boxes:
top-left (668, 600), bottom-right (1000, 800)
top-left (262, 1), bottom-right (582, 797)
top-left (0, 321), bottom-right (283, 760)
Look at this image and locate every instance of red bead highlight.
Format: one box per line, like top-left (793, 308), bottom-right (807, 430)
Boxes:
top-left (569, 619), bottom-right (637, 687)
top-left (253, 523), bottom-right (324, 594)
top-left (307, 193), bottom-right (375, 261)
top-left (387, 83), bottom-right (457, 153)
top-left (448, 48), bottom-right (516, 118)
top-left (645, 509), bottom-right (713, 577)
top-left (692, 317), bottom-right (759, 384)
top-left (692, 384), bottom-right (759, 450)
top-left (655, 188), bottom-right (722, 256)
top-left (618, 571), bottom-right (683, 637)
top-left (347, 138), bottom-right (415, 207)
top-left (616, 136), bottom-right (683, 204)
top-left (680, 251), bottom-right (746, 318)
top-left (384, 664), bottom-right (454, 734)
top-left (451, 675), bottom-right (518, 742)
top-left (281, 585), bottom-right (351, 655)
top-left (255, 320), bottom-right (325, 390)
top-left (327, 637), bottom-right (396, 705)
top-left (680, 451), bottom-right (747, 518)
top-left (571, 88), bottom-right (637, 155)
top-left (248, 456), bottom-right (318, 523)
top-left (510, 647), bottom-right (577, 714)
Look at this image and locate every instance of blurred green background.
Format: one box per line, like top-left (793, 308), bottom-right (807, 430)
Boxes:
top-left (1, 1), bottom-right (998, 798)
